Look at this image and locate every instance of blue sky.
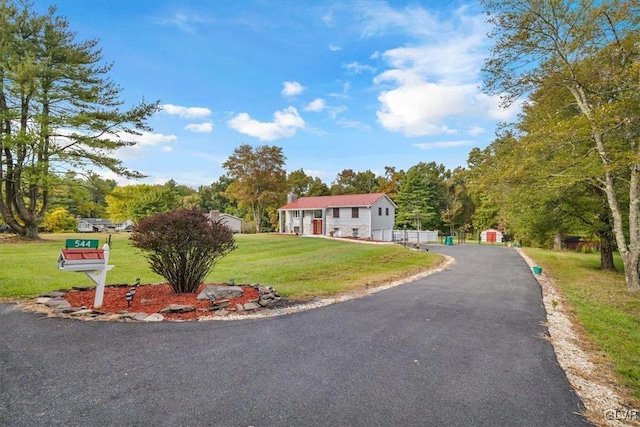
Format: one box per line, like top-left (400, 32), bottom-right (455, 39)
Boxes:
top-left (37, 0), bottom-right (522, 188)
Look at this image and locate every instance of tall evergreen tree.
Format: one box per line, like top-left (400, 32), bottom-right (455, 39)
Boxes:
top-left (395, 162), bottom-right (448, 230)
top-left (0, 1), bottom-right (159, 238)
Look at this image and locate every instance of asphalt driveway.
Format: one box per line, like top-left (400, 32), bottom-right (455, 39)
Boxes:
top-left (0, 244), bottom-right (589, 426)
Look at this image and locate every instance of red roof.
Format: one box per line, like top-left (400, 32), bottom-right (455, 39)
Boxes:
top-left (279, 193), bottom-right (394, 210)
top-left (61, 249), bottom-right (104, 260)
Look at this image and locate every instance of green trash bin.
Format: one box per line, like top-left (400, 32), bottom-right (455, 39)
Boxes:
top-left (445, 236), bottom-right (453, 246)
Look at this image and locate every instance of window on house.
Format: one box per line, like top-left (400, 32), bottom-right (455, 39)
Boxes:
top-left (352, 207), bottom-right (359, 218)
top-left (352, 228), bottom-right (359, 237)
top-left (378, 207), bottom-right (382, 216)
top-left (386, 208), bottom-right (390, 216)
top-left (314, 210), bottom-right (322, 218)
top-left (292, 211), bottom-right (299, 218)
top-left (333, 208), bottom-right (340, 218)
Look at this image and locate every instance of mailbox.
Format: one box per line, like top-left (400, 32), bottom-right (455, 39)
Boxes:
top-left (56, 240), bottom-right (114, 309)
top-left (57, 248), bottom-right (106, 272)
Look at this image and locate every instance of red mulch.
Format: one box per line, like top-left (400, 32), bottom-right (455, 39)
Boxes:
top-left (63, 284), bottom-right (260, 321)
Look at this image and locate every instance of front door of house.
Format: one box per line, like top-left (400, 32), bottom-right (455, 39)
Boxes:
top-left (487, 231), bottom-right (496, 243)
top-left (313, 219), bottom-right (322, 235)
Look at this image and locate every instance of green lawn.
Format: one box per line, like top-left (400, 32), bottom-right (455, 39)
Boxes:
top-left (523, 248), bottom-right (640, 401)
top-left (0, 233), bottom-right (442, 300)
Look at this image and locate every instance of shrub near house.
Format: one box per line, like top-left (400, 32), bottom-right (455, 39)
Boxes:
top-left (130, 208), bottom-right (237, 293)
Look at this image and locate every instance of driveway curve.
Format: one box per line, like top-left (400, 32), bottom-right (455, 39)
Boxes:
top-left (0, 244), bottom-right (589, 426)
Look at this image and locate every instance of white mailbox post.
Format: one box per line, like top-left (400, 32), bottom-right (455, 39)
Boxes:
top-left (57, 239), bottom-right (114, 309)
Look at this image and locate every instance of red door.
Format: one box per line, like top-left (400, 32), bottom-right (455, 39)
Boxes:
top-left (313, 219), bottom-right (322, 235)
top-left (487, 231), bottom-right (496, 243)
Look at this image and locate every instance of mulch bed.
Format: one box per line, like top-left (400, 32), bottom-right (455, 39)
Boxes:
top-left (63, 284), bottom-right (260, 321)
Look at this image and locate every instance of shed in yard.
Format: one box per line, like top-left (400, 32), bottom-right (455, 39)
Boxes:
top-left (480, 228), bottom-right (504, 244)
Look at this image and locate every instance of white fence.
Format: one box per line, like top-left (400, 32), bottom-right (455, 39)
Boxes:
top-left (393, 230), bottom-right (439, 244)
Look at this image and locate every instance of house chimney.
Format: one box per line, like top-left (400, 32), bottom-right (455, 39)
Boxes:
top-left (287, 193), bottom-right (298, 203)
top-left (209, 210), bottom-right (220, 221)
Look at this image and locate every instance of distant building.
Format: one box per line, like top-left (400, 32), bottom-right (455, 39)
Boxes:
top-left (480, 228), bottom-right (504, 243)
top-left (206, 211), bottom-right (243, 233)
top-left (77, 218), bottom-right (133, 233)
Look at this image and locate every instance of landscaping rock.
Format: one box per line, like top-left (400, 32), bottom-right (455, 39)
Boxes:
top-left (72, 285), bottom-right (95, 291)
top-left (142, 313), bottom-right (165, 322)
top-left (38, 291), bottom-right (65, 298)
top-left (159, 304), bottom-right (196, 314)
top-left (57, 307), bottom-right (81, 314)
top-left (258, 298), bottom-right (274, 307)
top-left (70, 309), bottom-right (97, 317)
top-left (196, 285), bottom-right (243, 300)
top-left (36, 297), bottom-right (51, 304)
top-left (243, 302), bottom-right (260, 311)
top-left (210, 299), bottom-right (230, 310)
top-left (45, 297), bottom-right (71, 309)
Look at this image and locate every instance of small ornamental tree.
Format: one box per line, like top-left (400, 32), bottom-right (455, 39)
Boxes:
top-left (130, 208), bottom-right (236, 293)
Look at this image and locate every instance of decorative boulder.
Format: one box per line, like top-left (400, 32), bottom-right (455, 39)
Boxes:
top-left (159, 304), bottom-right (196, 314)
top-left (196, 285), bottom-right (243, 301)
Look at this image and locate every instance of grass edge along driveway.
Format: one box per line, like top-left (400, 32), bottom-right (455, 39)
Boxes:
top-left (0, 233), bottom-right (443, 301)
top-left (523, 247), bottom-right (640, 410)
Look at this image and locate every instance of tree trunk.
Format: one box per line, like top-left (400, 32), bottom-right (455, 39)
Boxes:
top-left (599, 235), bottom-right (616, 271)
top-left (553, 234), bottom-right (562, 250)
top-left (22, 222), bottom-right (39, 240)
top-left (622, 251), bottom-right (640, 291)
top-left (597, 205), bottom-right (616, 271)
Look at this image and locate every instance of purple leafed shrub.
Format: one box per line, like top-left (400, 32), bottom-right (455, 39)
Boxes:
top-left (130, 208), bottom-right (237, 293)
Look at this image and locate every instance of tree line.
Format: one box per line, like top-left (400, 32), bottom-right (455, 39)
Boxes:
top-left (36, 143), bottom-right (475, 237)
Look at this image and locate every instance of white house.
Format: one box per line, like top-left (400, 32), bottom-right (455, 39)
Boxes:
top-left (278, 193), bottom-right (397, 241)
top-left (77, 218), bottom-right (114, 233)
top-left (206, 211), bottom-right (243, 233)
top-left (77, 218), bottom-right (133, 233)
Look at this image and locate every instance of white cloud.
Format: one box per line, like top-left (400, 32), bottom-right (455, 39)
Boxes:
top-left (363, 5), bottom-right (521, 136)
top-left (322, 11), bottom-right (335, 27)
top-left (304, 98), bottom-right (326, 112)
top-left (468, 126), bottom-right (485, 136)
top-left (375, 70), bottom-right (472, 136)
top-left (281, 81), bottom-right (305, 97)
top-left (162, 146), bottom-right (173, 152)
top-left (305, 169), bottom-right (328, 179)
top-left (185, 122), bottom-right (214, 133)
top-left (127, 131), bottom-right (178, 146)
top-left (336, 118), bottom-right (371, 131)
top-left (413, 140), bottom-right (474, 150)
top-left (114, 131), bottom-right (177, 159)
top-left (344, 61), bottom-right (376, 74)
top-left (157, 12), bottom-right (213, 34)
top-left (162, 104), bottom-right (212, 119)
top-left (228, 106), bottom-right (305, 141)
top-left (328, 44), bottom-right (342, 51)
top-left (475, 93), bottom-right (524, 121)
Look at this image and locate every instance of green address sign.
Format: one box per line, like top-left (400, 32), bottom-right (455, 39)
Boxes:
top-left (65, 239), bottom-right (100, 249)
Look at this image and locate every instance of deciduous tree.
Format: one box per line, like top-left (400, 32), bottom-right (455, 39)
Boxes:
top-left (482, 0), bottom-right (640, 288)
top-left (222, 144), bottom-right (286, 233)
top-left (106, 184), bottom-right (178, 222)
